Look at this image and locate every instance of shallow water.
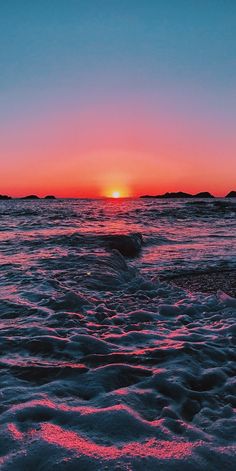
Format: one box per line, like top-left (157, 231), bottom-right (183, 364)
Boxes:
top-left (0, 198), bottom-right (236, 470)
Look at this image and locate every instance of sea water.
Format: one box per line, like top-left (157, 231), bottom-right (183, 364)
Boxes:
top-left (0, 198), bottom-right (235, 470)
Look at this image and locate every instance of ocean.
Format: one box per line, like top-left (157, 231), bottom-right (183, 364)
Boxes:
top-left (0, 198), bottom-right (236, 470)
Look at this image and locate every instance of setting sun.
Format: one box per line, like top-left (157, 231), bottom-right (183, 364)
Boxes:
top-left (112, 191), bottom-right (121, 198)
top-left (103, 184), bottom-right (131, 198)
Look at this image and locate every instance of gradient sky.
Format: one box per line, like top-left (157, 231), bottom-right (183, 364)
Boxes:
top-left (0, 0), bottom-right (235, 197)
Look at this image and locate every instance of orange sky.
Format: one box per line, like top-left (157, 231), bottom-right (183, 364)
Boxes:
top-left (1, 96), bottom-right (236, 198)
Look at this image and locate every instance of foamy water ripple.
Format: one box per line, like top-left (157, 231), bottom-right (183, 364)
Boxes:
top-left (0, 199), bottom-right (236, 470)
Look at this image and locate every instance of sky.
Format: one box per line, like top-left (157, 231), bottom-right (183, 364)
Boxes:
top-left (0, 0), bottom-right (235, 197)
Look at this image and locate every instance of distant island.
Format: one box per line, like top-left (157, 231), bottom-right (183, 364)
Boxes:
top-left (21, 195), bottom-right (56, 199)
top-left (0, 195), bottom-right (12, 200)
top-left (21, 195), bottom-right (40, 199)
top-left (0, 194), bottom-right (56, 200)
top-left (226, 191), bottom-right (236, 198)
top-left (140, 191), bottom-right (236, 199)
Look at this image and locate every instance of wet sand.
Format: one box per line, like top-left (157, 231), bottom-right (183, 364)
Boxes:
top-left (163, 270), bottom-right (236, 297)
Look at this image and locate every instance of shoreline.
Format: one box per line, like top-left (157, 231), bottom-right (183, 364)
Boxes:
top-left (162, 269), bottom-right (236, 297)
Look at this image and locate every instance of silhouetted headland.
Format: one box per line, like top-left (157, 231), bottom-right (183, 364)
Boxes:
top-left (194, 192), bottom-right (214, 198)
top-left (21, 195), bottom-right (40, 199)
top-left (140, 191), bottom-right (226, 199)
top-left (20, 195), bottom-right (56, 199)
top-left (226, 191), bottom-right (236, 198)
top-left (0, 195), bottom-right (57, 200)
top-left (141, 191), bottom-right (192, 198)
top-left (0, 194), bottom-right (12, 200)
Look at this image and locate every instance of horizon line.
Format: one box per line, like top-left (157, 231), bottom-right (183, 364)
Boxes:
top-left (1, 190), bottom-right (236, 200)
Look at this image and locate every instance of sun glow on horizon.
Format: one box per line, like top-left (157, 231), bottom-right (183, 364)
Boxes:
top-left (112, 191), bottom-right (121, 198)
top-left (103, 185), bottom-right (131, 198)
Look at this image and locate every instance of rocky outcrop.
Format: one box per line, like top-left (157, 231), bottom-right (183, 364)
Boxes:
top-left (194, 192), bottom-right (214, 198)
top-left (140, 192), bottom-right (192, 198)
top-left (22, 195), bottom-right (40, 199)
top-left (140, 191), bottom-right (215, 199)
top-left (161, 192), bottom-right (192, 198)
top-left (0, 195), bottom-right (12, 200)
top-left (104, 233), bottom-right (143, 257)
top-left (44, 195), bottom-right (56, 199)
top-left (225, 191), bottom-right (236, 198)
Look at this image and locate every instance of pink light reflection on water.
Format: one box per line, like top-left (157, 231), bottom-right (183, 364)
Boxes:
top-left (37, 423), bottom-right (199, 460)
top-left (8, 423), bottom-right (23, 440)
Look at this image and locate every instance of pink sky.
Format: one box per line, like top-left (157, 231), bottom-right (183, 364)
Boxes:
top-left (1, 96), bottom-right (235, 198)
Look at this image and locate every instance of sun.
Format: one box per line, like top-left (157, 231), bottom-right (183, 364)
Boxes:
top-left (112, 191), bottom-right (121, 198)
top-left (103, 186), bottom-right (130, 198)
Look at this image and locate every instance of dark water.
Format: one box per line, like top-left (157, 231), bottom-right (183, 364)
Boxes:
top-left (0, 198), bottom-right (235, 470)
top-left (1, 197), bottom-right (236, 273)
